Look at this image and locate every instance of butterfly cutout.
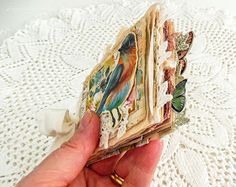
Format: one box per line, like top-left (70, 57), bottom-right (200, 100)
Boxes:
top-left (172, 79), bottom-right (187, 112)
top-left (176, 31), bottom-right (194, 75)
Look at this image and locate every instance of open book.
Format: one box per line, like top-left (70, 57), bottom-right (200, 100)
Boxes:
top-left (77, 4), bottom-right (194, 164)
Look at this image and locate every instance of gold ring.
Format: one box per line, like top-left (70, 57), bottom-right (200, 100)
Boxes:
top-left (110, 171), bottom-right (124, 186)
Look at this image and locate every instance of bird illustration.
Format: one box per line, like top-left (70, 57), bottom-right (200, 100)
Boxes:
top-left (96, 33), bottom-right (138, 126)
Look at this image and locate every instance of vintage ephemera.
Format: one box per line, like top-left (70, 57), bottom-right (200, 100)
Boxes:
top-left (76, 4), bottom-right (194, 164)
top-left (38, 4), bottom-right (194, 164)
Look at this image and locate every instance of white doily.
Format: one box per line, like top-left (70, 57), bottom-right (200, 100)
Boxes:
top-left (0, 0), bottom-right (236, 186)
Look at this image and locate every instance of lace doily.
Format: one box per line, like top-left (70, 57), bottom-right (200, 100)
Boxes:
top-left (0, 0), bottom-right (236, 186)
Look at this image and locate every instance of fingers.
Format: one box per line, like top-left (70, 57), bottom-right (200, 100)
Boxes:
top-left (69, 168), bottom-right (115, 187)
top-left (17, 111), bottom-right (100, 187)
top-left (115, 140), bottom-right (163, 187)
top-left (90, 153), bottom-right (124, 175)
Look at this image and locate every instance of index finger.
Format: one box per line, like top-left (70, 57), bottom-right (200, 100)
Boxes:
top-left (115, 140), bottom-right (163, 187)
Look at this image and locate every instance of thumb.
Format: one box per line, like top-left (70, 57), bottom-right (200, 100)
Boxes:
top-left (17, 111), bottom-right (100, 187)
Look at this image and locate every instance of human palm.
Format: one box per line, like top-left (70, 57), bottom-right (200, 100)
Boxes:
top-left (17, 111), bottom-right (163, 187)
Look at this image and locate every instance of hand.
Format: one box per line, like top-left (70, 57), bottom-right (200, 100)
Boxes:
top-left (17, 111), bottom-right (163, 187)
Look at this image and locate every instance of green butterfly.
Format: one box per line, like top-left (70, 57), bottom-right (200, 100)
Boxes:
top-left (172, 79), bottom-right (187, 112)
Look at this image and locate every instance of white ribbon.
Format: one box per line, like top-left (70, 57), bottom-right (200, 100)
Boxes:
top-left (37, 109), bottom-right (80, 151)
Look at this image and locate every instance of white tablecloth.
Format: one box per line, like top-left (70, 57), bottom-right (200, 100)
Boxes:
top-left (0, 0), bottom-right (236, 186)
top-left (1, 0), bottom-right (236, 43)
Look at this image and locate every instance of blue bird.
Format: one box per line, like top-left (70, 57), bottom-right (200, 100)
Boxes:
top-left (96, 33), bottom-right (137, 125)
